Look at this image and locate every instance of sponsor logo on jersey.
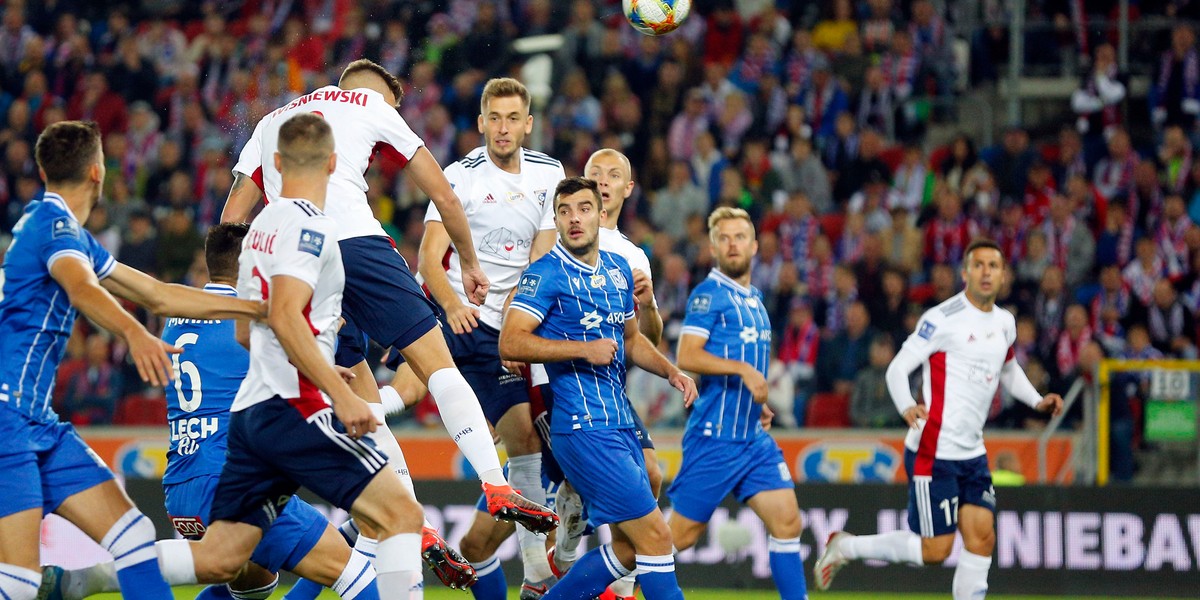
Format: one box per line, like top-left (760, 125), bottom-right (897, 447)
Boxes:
top-left (739, 327), bottom-right (772, 344)
top-left (589, 273), bottom-right (607, 289)
top-left (690, 294), bottom-right (712, 313)
top-left (580, 310), bottom-right (603, 330)
top-left (480, 227), bottom-right (531, 258)
top-left (484, 193), bottom-right (496, 204)
top-left (507, 192), bottom-right (526, 204)
top-left (298, 229), bottom-right (325, 257)
top-left (918, 320), bottom-right (937, 340)
top-left (516, 274), bottom-right (541, 297)
top-left (535, 189), bottom-right (547, 207)
top-left (52, 217), bottom-right (80, 239)
top-left (607, 268), bottom-right (628, 290)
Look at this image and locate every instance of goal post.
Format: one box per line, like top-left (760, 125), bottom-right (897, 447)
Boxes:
top-left (1096, 358), bottom-right (1200, 485)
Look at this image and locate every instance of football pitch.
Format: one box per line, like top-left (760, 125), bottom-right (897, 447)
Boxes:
top-left (92, 587), bottom-right (1194, 600)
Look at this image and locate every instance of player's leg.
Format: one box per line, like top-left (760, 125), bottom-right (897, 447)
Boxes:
top-left (0, 508), bottom-right (43, 600)
top-left (494, 403), bottom-right (556, 595)
top-left (746, 490), bottom-right (807, 600)
top-left (288, 523), bottom-right (379, 600)
top-left (458, 505), bottom-right (517, 600)
top-left (380, 362), bottom-right (427, 415)
top-left (344, 469), bottom-right (425, 600)
top-left (952, 456), bottom-right (997, 600)
top-left (603, 420), bottom-right (660, 600)
top-left (610, 511), bottom-right (681, 600)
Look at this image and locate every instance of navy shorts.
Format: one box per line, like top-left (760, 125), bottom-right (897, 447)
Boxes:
top-left (335, 236), bottom-right (439, 367)
top-left (210, 399), bottom-right (390, 530)
top-left (552, 427), bottom-right (657, 524)
top-left (667, 431), bottom-right (793, 523)
top-left (0, 411), bottom-right (113, 518)
top-left (165, 475), bottom-right (326, 573)
top-left (905, 449), bottom-right (996, 538)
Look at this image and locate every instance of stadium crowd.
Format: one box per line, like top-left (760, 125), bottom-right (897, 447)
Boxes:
top-left (0, 0), bottom-right (1196, 472)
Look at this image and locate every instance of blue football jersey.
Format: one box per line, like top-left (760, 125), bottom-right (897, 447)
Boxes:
top-left (161, 284), bottom-right (248, 485)
top-left (680, 269), bottom-right (772, 441)
top-left (510, 245), bottom-right (637, 434)
top-left (0, 193), bottom-right (115, 423)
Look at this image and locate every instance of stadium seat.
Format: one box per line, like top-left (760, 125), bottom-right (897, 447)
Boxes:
top-left (806, 392), bottom-right (851, 428)
top-left (113, 394), bottom-right (168, 426)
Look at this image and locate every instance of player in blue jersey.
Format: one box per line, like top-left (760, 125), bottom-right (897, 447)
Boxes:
top-left (500, 177), bottom-right (697, 600)
top-left (667, 207), bottom-right (808, 600)
top-left (38, 223), bottom-right (380, 600)
top-left (0, 120), bottom-right (263, 600)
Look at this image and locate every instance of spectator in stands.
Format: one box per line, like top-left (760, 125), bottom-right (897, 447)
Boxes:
top-left (986, 126), bottom-right (1036, 202)
top-left (939, 133), bottom-right (979, 197)
top-left (812, 0), bottom-right (857, 53)
top-left (1159, 125), bottom-right (1193, 195)
top-left (1022, 160), bottom-right (1056, 226)
top-left (832, 32), bottom-right (870, 99)
top-left (652, 159), bottom-right (708, 239)
top-left (1055, 304), bottom-right (1094, 379)
top-left (778, 298), bottom-right (819, 426)
top-left (728, 33), bottom-right (779, 96)
top-left (818, 264), bottom-right (859, 336)
top-left (850, 333), bottom-right (903, 428)
top-left (908, 0), bottom-right (954, 96)
top-left (879, 206), bottom-right (922, 275)
top-left (860, 0), bottom-right (898, 56)
top-left (549, 68), bottom-right (601, 142)
top-left (751, 230), bottom-right (784, 303)
top-left (835, 128), bottom-right (890, 205)
top-left (155, 208), bottom-right (204, 283)
top-left (690, 129), bottom-right (726, 203)
top-left (855, 65), bottom-right (894, 138)
top-left (781, 29), bottom-right (818, 99)
top-left (67, 70), bottom-right (127, 135)
top-left (1146, 279), bottom-right (1198, 357)
top-left (800, 57), bottom-right (848, 143)
top-left (1094, 128), bottom-right (1140, 202)
top-left (58, 333), bottom-right (123, 425)
top-left (1157, 194), bottom-right (1195, 279)
top-left (878, 29), bottom-right (919, 118)
top-left (118, 210), bottom-right (157, 276)
top-left (1034, 266), bottom-right (1069, 356)
top-left (924, 186), bottom-right (978, 269)
top-left (815, 300), bottom-right (875, 395)
top-left (667, 89), bottom-right (709, 162)
top-left (1053, 127), bottom-right (1088, 186)
top-left (1150, 23), bottom-right (1200, 132)
top-left (715, 90), bottom-right (754, 156)
top-left (1072, 42), bottom-right (1127, 158)
top-left (847, 168), bottom-right (896, 233)
top-left (922, 263), bottom-right (958, 309)
top-left (782, 137), bottom-right (832, 213)
top-left (1124, 236), bottom-right (1165, 306)
top-left (1044, 196), bottom-right (1096, 288)
top-left (1096, 200), bottom-right (1138, 268)
top-left (869, 267), bottom-right (910, 343)
top-left (703, 4), bottom-right (745, 66)
top-left (891, 144), bottom-right (926, 212)
top-left (655, 253), bottom-right (690, 344)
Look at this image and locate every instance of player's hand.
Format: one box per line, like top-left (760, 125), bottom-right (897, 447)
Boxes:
top-left (1037, 393), bottom-right (1064, 417)
top-left (902, 405), bottom-right (929, 429)
top-left (632, 269), bottom-right (654, 308)
top-left (502, 359), bottom-right (527, 374)
top-left (741, 366), bottom-right (768, 404)
top-left (445, 301), bottom-right (481, 335)
top-left (759, 404), bottom-right (775, 431)
top-left (333, 395), bottom-right (377, 439)
top-left (670, 370), bottom-right (699, 407)
top-left (581, 338), bottom-right (619, 366)
top-left (461, 265), bottom-right (490, 307)
top-left (334, 365), bottom-right (356, 384)
top-left (128, 330), bottom-right (182, 387)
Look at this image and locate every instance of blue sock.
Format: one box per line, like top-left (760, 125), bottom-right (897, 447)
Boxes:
top-left (283, 578), bottom-right (326, 600)
top-left (543, 544), bottom-right (628, 600)
top-left (348, 578), bottom-right (380, 600)
top-left (768, 536), bottom-right (808, 600)
top-left (114, 559), bottom-right (174, 600)
top-left (195, 585), bottom-right (235, 600)
top-left (469, 556), bottom-right (507, 600)
top-left (634, 554), bottom-right (683, 600)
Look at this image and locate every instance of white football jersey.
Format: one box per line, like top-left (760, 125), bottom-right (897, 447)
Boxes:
top-left (599, 226), bottom-right (657, 309)
top-left (899, 292), bottom-right (1017, 462)
top-left (427, 146), bottom-right (563, 329)
top-left (233, 86), bottom-right (424, 241)
top-left (233, 197), bottom-right (345, 417)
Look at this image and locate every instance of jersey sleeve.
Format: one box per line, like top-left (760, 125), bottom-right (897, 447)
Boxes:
top-left (509, 259), bottom-right (556, 324)
top-left (233, 117), bottom-right (266, 191)
top-left (680, 285), bottom-right (719, 340)
top-left (369, 93), bottom-right (424, 167)
top-left (40, 213), bottom-right (115, 279)
top-left (899, 308), bottom-right (947, 360)
top-left (426, 162), bottom-right (465, 223)
top-left (620, 260), bottom-right (636, 321)
top-left (271, 215), bottom-right (337, 289)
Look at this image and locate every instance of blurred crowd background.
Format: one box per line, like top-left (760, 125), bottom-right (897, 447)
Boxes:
top-left (1, 0), bottom-right (1197, 480)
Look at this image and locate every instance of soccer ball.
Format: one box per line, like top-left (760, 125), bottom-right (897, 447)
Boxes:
top-left (622, 0), bottom-right (691, 36)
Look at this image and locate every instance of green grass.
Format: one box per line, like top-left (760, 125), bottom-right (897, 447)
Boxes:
top-left (93, 587), bottom-right (1194, 600)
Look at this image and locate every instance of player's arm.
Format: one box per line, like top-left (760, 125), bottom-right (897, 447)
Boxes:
top-left (406, 147), bottom-right (489, 305)
top-left (51, 258), bottom-right (180, 387)
top-left (418, 220), bottom-right (479, 334)
top-left (625, 317), bottom-right (697, 405)
top-left (677, 333), bottom-right (767, 403)
top-left (100, 263), bottom-right (266, 321)
top-left (220, 171), bottom-right (263, 223)
top-left (269, 275), bottom-right (376, 438)
top-left (632, 269), bottom-right (663, 345)
top-left (235, 318), bottom-right (250, 350)
top-left (886, 314), bottom-right (943, 428)
top-left (499, 308), bottom-right (616, 365)
top-left (1000, 350), bottom-right (1064, 416)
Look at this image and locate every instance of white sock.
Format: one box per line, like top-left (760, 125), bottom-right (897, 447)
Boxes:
top-left (355, 536), bottom-right (379, 560)
top-left (375, 533), bottom-right (423, 600)
top-left (610, 573), bottom-right (637, 597)
top-left (509, 454), bottom-right (552, 581)
top-left (102, 509), bottom-right (159, 571)
top-left (333, 548), bottom-right (378, 599)
top-left (600, 545), bottom-right (632, 579)
top-left (428, 368), bottom-right (504, 484)
top-left (953, 550), bottom-right (991, 600)
top-left (230, 575), bottom-right (277, 600)
top-left (339, 519), bottom-right (361, 546)
top-left (841, 530), bottom-right (923, 566)
top-left (154, 539), bottom-right (198, 585)
top-left (470, 555), bottom-right (502, 577)
top-left (380, 386), bottom-right (407, 416)
top-left (0, 564), bottom-right (41, 600)
top-left (366, 405), bottom-right (416, 497)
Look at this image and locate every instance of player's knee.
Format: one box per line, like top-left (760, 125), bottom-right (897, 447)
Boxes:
top-left (920, 537), bottom-right (954, 565)
top-left (771, 510), bottom-right (803, 540)
top-left (368, 494), bottom-right (423, 539)
top-left (964, 528), bottom-right (995, 556)
top-left (638, 518), bottom-right (674, 554)
top-left (203, 553), bottom-right (250, 583)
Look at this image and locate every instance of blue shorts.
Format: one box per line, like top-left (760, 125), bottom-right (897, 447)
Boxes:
top-left (551, 427), bottom-right (657, 524)
top-left (0, 411), bottom-right (113, 518)
top-left (210, 399), bottom-right (389, 531)
top-left (165, 476), bottom-right (326, 573)
top-left (335, 236), bottom-right (439, 367)
top-left (667, 432), bottom-right (792, 523)
top-left (905, 449), bottom-right (995, 538)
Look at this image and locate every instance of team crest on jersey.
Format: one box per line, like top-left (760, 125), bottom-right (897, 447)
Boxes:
top-left (52, 217), bottom-right (80, 239)
top-left (690, 294), bottom-right (712, 313)
top-left (298, 229), bottom-right (325, 257)
top-left (535, 189), bottom-right (547, 207)
top-left (917, 320), bottom-right (937, 340)
top-left (507, 191), bottom-right (526, 204)
top-left (607, 268), bottom-right (628, 290)
top-left (517, 274), bottom-right (541, 297)
top-left (589, 273), bottom-right (607, 289)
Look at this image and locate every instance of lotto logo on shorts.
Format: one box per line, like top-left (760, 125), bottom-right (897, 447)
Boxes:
top-left (171, 516), bottom-right (207, 538)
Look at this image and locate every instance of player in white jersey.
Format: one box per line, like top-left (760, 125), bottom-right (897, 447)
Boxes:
top-left (154, 114), bottom-right (425, 600)
top-left (220, 60), bottom-right (556, 583)
top-left (373, 78), bottom-right (564, 600)
top-left (814, 239), bottom-right (1063, 600)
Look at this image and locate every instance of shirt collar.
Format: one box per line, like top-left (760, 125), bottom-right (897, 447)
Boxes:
top-left (709, 268), bottom-right (752, 296)
top-left (41, 192), bottom-right (77, 223)
top-left (203, 283), bottom-right (238, 296)
top-left (552, 243), bottom-right (599, 273)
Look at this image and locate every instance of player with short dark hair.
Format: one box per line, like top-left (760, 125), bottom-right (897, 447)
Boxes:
top-left (815, 238), bottom-right (1064, 599)
top-left (0, 120), bottom-right (262, 600)
top-left (501, 177), bottom-right (697, 600)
